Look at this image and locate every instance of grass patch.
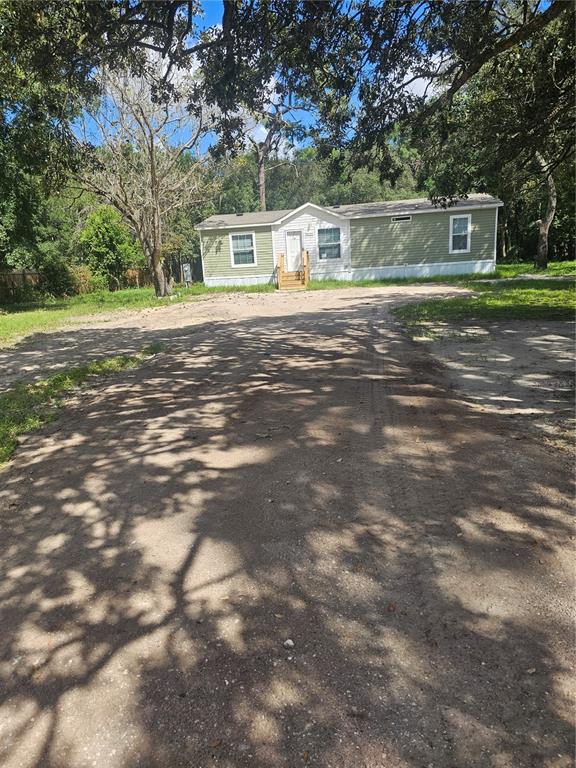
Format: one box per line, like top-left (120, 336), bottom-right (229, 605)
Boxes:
top-left (490, 261), bottom-right (576, 278)
top-left (0, 346), bottom-right (162, 466)
top-left (308, 273), bottom-right (481, 290)
top-left (0, 283), bottom-right (275, 347)
top-left (394, 278), bottom-right (575, 329)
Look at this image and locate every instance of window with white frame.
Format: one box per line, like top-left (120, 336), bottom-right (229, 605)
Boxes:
top-left (230, 233), bottom-right (256, 265)
top-left (450, 215), bottom-right (471, 253)
top-left (318, 227), bottom-right (341, 259)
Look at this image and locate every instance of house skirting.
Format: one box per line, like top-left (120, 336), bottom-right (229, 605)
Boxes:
top-left (203, 258), bottom-right (495, 287)
top-left (203, 273), bottom-right (276, 287)
top-left (313, 258), bottom-right (495, 282)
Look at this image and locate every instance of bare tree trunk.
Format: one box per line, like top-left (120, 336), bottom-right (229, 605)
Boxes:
top-left (149, 135), bottom-right (172, 297)
top-left (150, 249), bottom-right (170, 297)
top-left (497, 210), bottom-right (507, 261)
top-left (535, 152), bottom-right (557, 269)
top-left (149, 220), bottom-right (171, 297)
top-left (505, 220), bottom-right (512, 259)
top-left (257, 148), bottom-right (266, 211)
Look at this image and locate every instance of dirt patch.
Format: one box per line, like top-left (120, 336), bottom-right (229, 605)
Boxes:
top-left (413, 320), bottom-right (575, 454)
top-left (0, 285), bottom-right (467, 392)
top-left (0, 285), bottom-right (573, 768)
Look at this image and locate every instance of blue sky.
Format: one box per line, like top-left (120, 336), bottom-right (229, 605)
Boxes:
top-left (199, 1), bottom-right (226, 28)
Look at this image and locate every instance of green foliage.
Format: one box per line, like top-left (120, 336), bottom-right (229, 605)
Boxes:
top-left (37, 256), bottom-right (76, 297)
top-left (212, 146), bottom-right (420, 214)
top-left (0, 347), bottom-right (162, 465)
top-left (214, 156), bottom-right (261, 213)
top-left (76, 206), bottom-right (144, 288)
top-left (415, 11), bottom-right (575, 262)
top-left (0, 2), bottom-right (108, 266)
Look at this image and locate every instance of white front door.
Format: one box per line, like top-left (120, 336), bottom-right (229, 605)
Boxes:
top-left (285, 231), bottom-right (303, 272)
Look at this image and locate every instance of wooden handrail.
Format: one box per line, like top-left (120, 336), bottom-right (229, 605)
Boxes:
top-left (302, 250), bottom-right (310, 285)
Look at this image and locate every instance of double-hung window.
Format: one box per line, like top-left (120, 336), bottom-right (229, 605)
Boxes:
top-left (449, 215), bottom-right (471, 254)
top-left (318, 227), bottom-right (341, 260)
top-left (230, 233), bottom-right (256, 266)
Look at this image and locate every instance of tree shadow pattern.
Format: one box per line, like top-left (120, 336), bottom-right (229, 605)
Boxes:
top-left (0, 293), bottom-right (574, 768)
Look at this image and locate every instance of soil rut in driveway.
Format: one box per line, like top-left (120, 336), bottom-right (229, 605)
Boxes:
top-left (0, 287), bottom-right (573, 768)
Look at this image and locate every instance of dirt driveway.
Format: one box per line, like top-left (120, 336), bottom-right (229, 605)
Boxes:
top-left (0, 286), bottom-right (574, 768)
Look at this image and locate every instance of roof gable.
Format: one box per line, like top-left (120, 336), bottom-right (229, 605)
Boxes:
top-left (273, 202), bottom-right (345, 226)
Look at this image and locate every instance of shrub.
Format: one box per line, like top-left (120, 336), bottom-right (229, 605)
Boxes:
top-left (69, 265), bottom-right (108, 294)
top-left (76, 206), bottom-right (144, 289)
top-left (38, 257), bottom-right (76, 297)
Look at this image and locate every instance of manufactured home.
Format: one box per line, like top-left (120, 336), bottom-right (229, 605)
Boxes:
top-left (196, 193), bottom-right (502, 288)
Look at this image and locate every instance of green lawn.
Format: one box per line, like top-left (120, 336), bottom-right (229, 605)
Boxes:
top-left (0, 345), bottom-right (163, 465)
top-left (0, 283), bottom-right (274, 346)
top-left (490, 261), bottom-right (576, 278)
top-left (394, 278), bottom-right (576, 327)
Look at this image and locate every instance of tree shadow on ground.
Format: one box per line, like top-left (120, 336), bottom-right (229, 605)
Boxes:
top-left (0, 294), bottom-right (573, 768)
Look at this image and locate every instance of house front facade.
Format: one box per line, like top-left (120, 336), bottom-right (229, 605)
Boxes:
top-left (196, 194), bottom-right (502, 287)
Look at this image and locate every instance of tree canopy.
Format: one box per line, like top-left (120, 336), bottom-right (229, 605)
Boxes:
top-left (0, 0), bottom-right (573, 290)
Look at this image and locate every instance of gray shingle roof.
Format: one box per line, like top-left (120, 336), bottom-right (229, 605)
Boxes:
top-left (196, 208), bottom-right (294, 229)
top-left (332, 193), bottom-right (502, 218)
top-left (196, 194), bottom-right (502, 230)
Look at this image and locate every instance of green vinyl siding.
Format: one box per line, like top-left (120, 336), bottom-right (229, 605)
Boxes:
top-left (201, 226), bottom-right (274, 278)
top-left (350, 208), bottom-right (497, 268)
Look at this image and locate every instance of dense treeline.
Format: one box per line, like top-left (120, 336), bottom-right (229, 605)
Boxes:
top-left (2, 144), bottom-right (572, 298)
top-left (0, 1), bottom-right (573, 298)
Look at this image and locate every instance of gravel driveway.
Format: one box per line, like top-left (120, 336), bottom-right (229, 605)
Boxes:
top-left (0, 286), bottom-right (573, 768)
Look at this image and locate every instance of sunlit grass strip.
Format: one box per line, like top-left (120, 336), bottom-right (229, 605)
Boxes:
top-left (492, 261), bottom-right (575, 278)
top-left (0, 345), bottom-right (162, 466)
top-left (393, 279), bottom-right (576, 327)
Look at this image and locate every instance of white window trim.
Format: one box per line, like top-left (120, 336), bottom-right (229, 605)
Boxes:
top-left (449, 214), bottom-right (472, 254)
top-left (392, 215), bottom-right (412, 223)
top-left (318, 226), bottom-right (342, 260)
top-left (229, 231), bottom-right (257, 268)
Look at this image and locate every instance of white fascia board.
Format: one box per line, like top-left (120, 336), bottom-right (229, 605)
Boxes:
top-left (274, 202), bottom-right (346, 225)
top-left (196, 222), bottom-right (274, 231)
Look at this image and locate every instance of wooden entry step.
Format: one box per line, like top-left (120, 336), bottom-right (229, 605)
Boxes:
top-left (279, 271), bottom-right (306, 290)
top-left (277, 251), bottom-right (310, 290)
